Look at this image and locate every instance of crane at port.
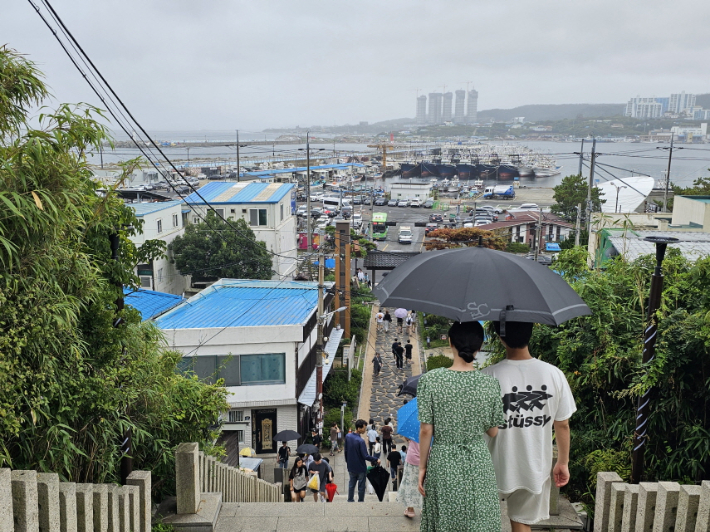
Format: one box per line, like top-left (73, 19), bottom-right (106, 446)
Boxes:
top-left (367, 140), bottom-right (411, 172)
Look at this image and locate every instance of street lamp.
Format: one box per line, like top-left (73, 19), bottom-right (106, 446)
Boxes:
top-left (630, 235), bottom-right (678, 484)
top-left (611, 183), bottom-right (627, 213)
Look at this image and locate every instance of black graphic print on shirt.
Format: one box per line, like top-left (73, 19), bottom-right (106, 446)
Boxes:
top-left (499, 385), bottom-right (553, 429)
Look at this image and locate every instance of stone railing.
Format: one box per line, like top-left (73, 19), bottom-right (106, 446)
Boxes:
top-left (0, 468), bottom-right (151, 532)
top-left (594, 472), bottom-right (710, 531)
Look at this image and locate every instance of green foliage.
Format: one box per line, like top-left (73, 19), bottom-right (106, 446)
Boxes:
top-left (169, 212), bottom-right (272, 281)
top-left (551, 174), bottom-right (604, 222)
top-left (426, 355), bottom-right (453, 371)
top-left (323, 368), bottom-right (362, 410)
top-left (421, 314), bottom-right (452, 348)
top-left (670, 176), bottom-right (710, 211)
top-left (0, 48), bottom-right (229, 493)
top-left (505, 241), bottom-right (530, 254)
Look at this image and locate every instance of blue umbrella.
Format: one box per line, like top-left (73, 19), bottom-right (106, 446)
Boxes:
top-left (396, 397), bottom-right (420, 443)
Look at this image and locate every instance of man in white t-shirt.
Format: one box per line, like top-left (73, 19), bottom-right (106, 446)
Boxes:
top-left (375, 310), bottom-right (385, 332)
top-left (482, 321), bottom-right (576, 532)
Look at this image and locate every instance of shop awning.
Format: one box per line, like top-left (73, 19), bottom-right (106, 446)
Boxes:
top-left (297, 328), bottom-right (344, 406)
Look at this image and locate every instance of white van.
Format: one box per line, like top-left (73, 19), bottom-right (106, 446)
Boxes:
top-left (398, 226), bottom-right (413, 244)
top-left (352, 213), bottom-right (362, 228)
top-left (323, 196), bottom-right (351, 210)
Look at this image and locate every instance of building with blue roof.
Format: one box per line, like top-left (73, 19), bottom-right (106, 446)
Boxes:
top-left (124, 287), bottom-right (183, 321)
top-left (182, 182), bottom-right (297, 279)
top-left (127, 200), bottom-right (187, 296)
top-left (156, 279), bottom-right (339, 456)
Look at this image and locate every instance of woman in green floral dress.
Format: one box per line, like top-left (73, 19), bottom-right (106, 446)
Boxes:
top-left (417, 321), bottom-right (505, 531)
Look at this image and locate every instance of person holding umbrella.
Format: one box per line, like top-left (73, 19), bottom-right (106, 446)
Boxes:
top-left (482, 321), bottom-right (576, 532)
top-left (394, 307), bottom-right (408, 333)
top-left (417, 320), bottom-right (505, 531)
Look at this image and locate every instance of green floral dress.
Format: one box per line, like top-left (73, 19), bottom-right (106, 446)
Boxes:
top-left (417, 368), bottom-right (505, 532)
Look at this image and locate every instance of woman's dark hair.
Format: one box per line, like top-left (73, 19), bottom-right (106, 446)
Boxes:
top-left (385, 417), bottom-right (391, 425)
top-left (448, 321), bottom-right (484, 363)
top-left (493, 320), bottom-right (533, 349)
top-left (369, 418), bottom-right (374, 425)
top-left (290, 457), bottom-right (306, 480)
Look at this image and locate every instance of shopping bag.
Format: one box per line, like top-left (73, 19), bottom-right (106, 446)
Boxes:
top-left (325, 482), bottom-right (338, 502)
top-left (307, 473), bottom-right (320, 491)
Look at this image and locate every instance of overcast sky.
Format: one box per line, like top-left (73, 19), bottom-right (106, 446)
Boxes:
top-left (4, 0), bottom-right (710, 132)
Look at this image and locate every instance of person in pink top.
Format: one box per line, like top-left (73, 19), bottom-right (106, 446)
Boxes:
top-left (396, 439), bottom-right (423, 518)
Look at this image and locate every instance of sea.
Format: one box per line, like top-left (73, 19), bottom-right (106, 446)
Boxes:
top-left (91, 131), bottom-right (710, 189)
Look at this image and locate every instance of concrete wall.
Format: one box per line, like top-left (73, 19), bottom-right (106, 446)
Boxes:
top-left (672, 196), bottom-right (710, 227)
top-left (1, 468), bottom-right (151, 532)
top-left (594, 472), bottom-right (710, 532)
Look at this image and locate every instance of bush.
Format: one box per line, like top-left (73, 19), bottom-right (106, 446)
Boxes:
top-left (323, 368), bottom-right (362, 409)
top-left (505, 242), bottom-right (530, 253)
top-left (427, 355), bottom-right (453, 371)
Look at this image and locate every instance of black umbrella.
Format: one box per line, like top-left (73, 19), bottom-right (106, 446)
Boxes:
top-left (272, 430), bottom-right (301, 442)
top-left (296, 443), bottom-right (319, 455)
top-left (366, 465), bottom-right (391, 502)
top-left (397, 374), bottom-right (422, 397)
top-left (374, 246), bottom-right (590, 326)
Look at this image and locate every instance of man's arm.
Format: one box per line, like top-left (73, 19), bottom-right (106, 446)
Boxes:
top-left (553, 418), bottom-right (571, 487)
top-left (359, 436), bottom-right (379, 464)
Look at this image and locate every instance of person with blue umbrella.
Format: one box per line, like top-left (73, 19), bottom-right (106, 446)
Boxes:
top-left (395, 398), bottom-right (423, 519)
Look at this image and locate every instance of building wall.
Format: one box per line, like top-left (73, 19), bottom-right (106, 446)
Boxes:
top-left (467, 89), bottom-right (479, 123)
top-left (387, 183), bottom-right (432, 200)
top-left (671, 196), bottom-right (710, 227)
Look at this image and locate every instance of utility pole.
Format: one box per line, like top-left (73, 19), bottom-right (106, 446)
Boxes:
top-left (662, 136), bottom-right (674, 212)
top-left (586, 138), bottom-right (597, 234)
top-left (575, 203), bottom-right (582, 247)
top-left (577, 139), bottom-right (584, 176)
top-left (236, 130), bottom-right (240, 183)
top-left (334, 220), bottom-right (351, 337)
top-left (306, 132), bottom-right (312, 253)
top-left (534, 210), bottom-right (543, 261)
top-left (315, 242), bottom-right (325, 437)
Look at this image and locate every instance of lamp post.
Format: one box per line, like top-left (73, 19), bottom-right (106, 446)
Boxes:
top-left (630, 235), bottom-right (679, 484)
top-left (612, 184), bottom-right (627, 213)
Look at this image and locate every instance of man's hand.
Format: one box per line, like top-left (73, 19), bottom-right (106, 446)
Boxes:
top-left (418, 468), bottom-right (427, 497)
top-left (553, 462), bottom-right (570, 487)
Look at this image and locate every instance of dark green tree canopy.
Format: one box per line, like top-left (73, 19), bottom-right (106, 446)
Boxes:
top-left (170, 212), bottom-right (273, 281)
top-left (551, 174), bottom-right (604, 222)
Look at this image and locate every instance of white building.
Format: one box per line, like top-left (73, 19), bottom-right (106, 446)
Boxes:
top-left (671, 123), bottom-right (708, 143)
top-left (625, 97), bottom-right (663, 118)
top-left (128, 200), bottom-right (188, 295)
top-left (387, 182), bottom-right (433, 202)
top-left (93, 167), bottom-right (165, 188)
top-left (669, 92), bottom-right (696, 115)
top-left (155, 279), bottom-right (340, 457)
top-left (182, 182), bottom-right (297, 279)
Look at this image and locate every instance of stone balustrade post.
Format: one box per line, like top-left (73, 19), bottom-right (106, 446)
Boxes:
top-left (37, 473), bottom-right (60, 532)
top-left (106, 485), bottom-right (120, 532)
top-left (126, 471), bottom-right (150, 532)
top-left (654, 481), bottom-right (680, 532)
top-left (74, 485), bottom-right (94, 532)
top-left (175, 442), bottom-right (200, 515)
top-left (58, 483), bottom-right (77, 532)
top-left (697, 480), bottom-right (710, 532)
top-left (620, 484), bottom-right (639, 532)
top-left (675, 484), bottom-right (701, 532)
top-left (123, 485), bottom-right (139, 532)
top-left (92, 484), bottom-right (108, 532)
top-left (607, 482), bottom-right (627, 532)
top-left (11, 470), bottom-right (39, 532)
top-left (637, 482), bottom-right (659, 531)
top-left (594, 471), bottom-right (623, 532)
top-left (115, 486), bottom-right (129, 532)
top-left (0, 469), bottom-right (13, 532)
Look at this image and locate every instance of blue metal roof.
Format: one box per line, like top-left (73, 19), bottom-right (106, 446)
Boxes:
top-left (129, 200), bottom-right (183, 217)
top-left (182, 182), bottom-right (293, 205)
top-left (124, 288), bottom-right (184, 321)
top-left (155, 279), bottom-right (324, 329)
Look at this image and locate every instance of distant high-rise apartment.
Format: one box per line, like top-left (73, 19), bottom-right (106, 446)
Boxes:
top-left (624, 97), bottom-right (663, 118)
top-left (416, 95), bottom-right (427, 124)
top-left (428, 92), bottom-right (443, 124)
top-left (442, 92), bottom-right (453, 122)
top-left (669, 92), bottom-right (696, 114)
top-left (467, 89), bottom-right (478, 123)
top-left (454, 90), bottom-right (466, 123)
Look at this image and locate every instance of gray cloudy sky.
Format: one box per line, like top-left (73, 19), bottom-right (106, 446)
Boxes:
top-left (4, 0), bottom-right (709, 131)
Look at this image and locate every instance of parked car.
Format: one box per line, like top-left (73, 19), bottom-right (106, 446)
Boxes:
top-left (425, 222), bottom-right (439, 235)
top-left (397, 199), bottom-right (410, 207)
top-left (479, 205), bottom-right (503, 214)
top-left (429, 213), bottom-right (444, 223)
top-left (423, 199), bottom-right (435, 208)
top-left (375, 197), bottom-right (387, 206)
top-left (352, 195), bottom-right (362, 205)
top-left (310, 208), bottom-right (324, 218)
top-left (352, 213), bottom-right (362, 228)
top-left (296, 205), bottom-right (308, 216)
top-left (363, 196), bottom-right (371, 205)
top-left (410, 199), bottom-right (421, 208)
top-left (388, 199), bottom-right (398, 207)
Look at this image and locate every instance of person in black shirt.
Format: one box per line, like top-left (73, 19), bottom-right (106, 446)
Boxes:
top-left (278, 441), bottom-right (291, 469)
top-left (404, 340), bottom-right (413, 366)
top-left (387, 444), bottom-right (402, 481)
top-left (392, 338), bottom-right (399, 358)
top-left (395, 343), bottom-right (405, 369)
top-left (383, 310), bottom-right (392, 332)
top-left (312, 429), bottom-right (322, 450)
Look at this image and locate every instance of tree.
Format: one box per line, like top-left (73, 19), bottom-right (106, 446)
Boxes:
top-left (170, 212), bottom-right (273, 281)
top-left (424, 227), bottom-right (506, 251)
top-left (551, 174), bottom-right (604, 222)
top-left (669, 176), bottom-right (710, 211)
top-left (0, 47), bottom-right (228, 491)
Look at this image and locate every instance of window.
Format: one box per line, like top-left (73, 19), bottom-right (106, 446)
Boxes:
top-left (173, 214), bottom-right (179, 227)
top-left (228, 410), bottom-right (243, 422)
top-left (216, 208), bottom-right (225, 218)
top-left (193, 217), bottom-right (200, 224)
top-left (157, 268), bottom-right (163, 283)
top-left (249, 208), bottom-right (268, 227)
top-left (240, 353), bottom-right (285, 385)
top-left (217, 355), bottom-right (240, 386)
top-left (280, 203), bottom-right (284, 221)
top-left (157, 219), bottom-right (163, 233)
top-left (139, 276), bottom-right (152, 288)
top-left (236, 430), bottom-right (245, 443)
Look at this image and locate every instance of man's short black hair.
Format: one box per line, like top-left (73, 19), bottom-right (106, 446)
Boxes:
top-left (355, 419), bottom-right (367, 430)
top-left (312, 452), bottom-right (321, 462)
top-left (493, 320), bottom-right (534, 349)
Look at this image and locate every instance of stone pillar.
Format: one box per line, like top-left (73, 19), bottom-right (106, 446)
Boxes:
top-left (105, 485), bottom-right (119, 532)
top-left (74, 485), bottom-right (94, 532)
top-left (549, 447), bottom-right (560, 516)
top-left (607, 482), bottom-right (627, 532)
top-left (697, 480), bottom-right (710, 532)
top-left (126, 471), bottom-right (150, 532)
top-left (123, 485), bottom-right (139, 532)
top-left (0, 469), bottom-right (13, 532)
top-left (92, 484), bottom-right (108, 532)
top-left (175, 443), bottom-right (200, 515)
top-left (593, 471), bottom-right (623, 532)
top-left (637, 482), bottom-right (659, 532)
top-left (37, 473), bottom-right (60, 532)
top-left (620, 484), bottom-right (639, 532)
top-left (675, 484), bottom-right (701, 532)
top-left (11, 470), bottom-right (39, 532)
top-left (206, 457), bottom-right (215, 492)
top-left (58, 483), bottom-right (77, 532)
top-left (653, 481), bottom-right (680, 532)
top-left (116, 486), bottom-right (129, 532)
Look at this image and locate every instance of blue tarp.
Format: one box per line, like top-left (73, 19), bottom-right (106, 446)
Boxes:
top-left (314, 258), bottom-right (336, 269)
top-left (546, 243), bottom-right (562, 252)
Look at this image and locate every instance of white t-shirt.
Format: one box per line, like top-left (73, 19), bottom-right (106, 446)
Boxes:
top-left (367, 428), bottom-right (377, 443)
top-left (376, 312), bottom-right (384, 323)
top-left (481, 358), bottom-right (576, 494)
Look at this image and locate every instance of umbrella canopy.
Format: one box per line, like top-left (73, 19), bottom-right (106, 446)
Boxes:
top-left (366, 465), bottom-right (391, 502)
top-left (296, 443), bottom-right (319, 455)
top-left (374, 246), bottom-right (591, 326)
top-left (396, 397), bottom-right (420, 443)
top-left (394, 308), bottom-right (408, 319)
top-left (239, 447), bottom-right (256, 457)
top-left (272, 430), bottom-right (301, 442)
top-left (397, 375), bottom-right (422, 397)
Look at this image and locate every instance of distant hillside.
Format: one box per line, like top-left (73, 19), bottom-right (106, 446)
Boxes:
top-left (478, 103), bottom-right (626, 122)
